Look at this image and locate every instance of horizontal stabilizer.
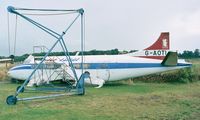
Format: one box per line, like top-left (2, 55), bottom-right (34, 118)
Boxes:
top-left (161, 52), bottom-right (177, 66)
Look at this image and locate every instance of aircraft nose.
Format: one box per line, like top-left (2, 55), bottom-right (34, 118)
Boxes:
top-left (7, 70), bottom-right (12, 77)
top-left (7, 67), bottom-right (16, 78)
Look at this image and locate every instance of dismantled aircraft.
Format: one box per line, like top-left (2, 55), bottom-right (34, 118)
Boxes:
top-left (8, 32), bottom-right (191, 88)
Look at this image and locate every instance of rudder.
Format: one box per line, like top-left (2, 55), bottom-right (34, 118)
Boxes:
top-left (145, 32), bottom-right (170, 50)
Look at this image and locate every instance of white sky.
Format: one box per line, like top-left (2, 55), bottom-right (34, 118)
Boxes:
top-left (0, 0), bottom-right (200, 56)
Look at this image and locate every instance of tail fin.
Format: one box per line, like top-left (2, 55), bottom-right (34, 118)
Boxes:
top-left (145, 32), bottom-right (170, 50)
top-left (128, 32), bottom-right (170, 60)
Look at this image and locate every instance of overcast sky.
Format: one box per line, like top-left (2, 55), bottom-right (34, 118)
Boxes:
top-left (0, 0), bottom-right (200, 56)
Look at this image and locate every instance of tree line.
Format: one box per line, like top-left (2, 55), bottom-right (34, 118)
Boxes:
top-left (178, 49), bottom-right (200, 59)
top-left (12, 49), bottom-right (121, 62)
top-left (0, 48), bottom-right (199, 62)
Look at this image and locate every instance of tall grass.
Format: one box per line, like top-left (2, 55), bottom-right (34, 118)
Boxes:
top-left (190, 63), bottom-right (200, 82)
top-left (0, 63), bottom-right (13, 81)
top-left (131, 59), bottom-right (200, 83)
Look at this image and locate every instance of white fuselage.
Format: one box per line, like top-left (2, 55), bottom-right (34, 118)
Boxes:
top-left (8, 54), bottom-right (191, 86)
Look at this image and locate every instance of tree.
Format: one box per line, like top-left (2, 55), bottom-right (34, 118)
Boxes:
top-left (181, 50), bottom-right (194, 58)
top-left (194, 49), bottom-right (200, 58)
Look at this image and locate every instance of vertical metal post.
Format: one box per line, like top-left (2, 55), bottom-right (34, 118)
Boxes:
top-left (80, 8), bottom-right (84, 75)
top-left (7, 12), bottom-right (11, 56)
top-left (14, 15), bottom-right (18, 55)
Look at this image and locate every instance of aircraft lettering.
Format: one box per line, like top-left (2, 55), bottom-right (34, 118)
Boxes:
top-left (144, 50), bottom-right (167, 56)
top-left (145, 51), bottom-right (149, 56)
top-left (62, 58), bottom-right (80, 62)
top-left (157, 50), bottom-right (161, 55)
top-left (153, 51), bottom-right (157, 55)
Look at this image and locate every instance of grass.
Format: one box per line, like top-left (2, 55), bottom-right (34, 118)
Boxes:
top-left (0, 82), bottom-right (200, 120)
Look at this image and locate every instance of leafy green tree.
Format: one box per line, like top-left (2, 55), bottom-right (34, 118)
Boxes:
top-left (194, 49), bottom-right (200, 58)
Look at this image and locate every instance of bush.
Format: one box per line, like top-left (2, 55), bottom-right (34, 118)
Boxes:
top-left (190, 64), bottom-right (200, 82)
top-left (132, 66), bottom-right (199, 83)
top-left (177, 68), bottom-right (192, 83)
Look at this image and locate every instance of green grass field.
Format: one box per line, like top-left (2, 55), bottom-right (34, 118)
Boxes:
top-left (0, 59), bottom-right (199, 120)
top-left (0, 82), bottom-right (200, 120)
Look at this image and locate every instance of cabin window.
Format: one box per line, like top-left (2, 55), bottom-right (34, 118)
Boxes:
top-left (83, 63), bottom-right (90, 69)
top-left (73, 63), bottom-right (90, 69)
top-left (100, 63), bottom-right (108, 69)
top-left (31, 63), bottom-right (61, 69)
top-left (73, 63), bottom-right (81, 69)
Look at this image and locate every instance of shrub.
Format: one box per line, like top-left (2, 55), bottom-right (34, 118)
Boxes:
top-left (131, 66), bottom-right (199, 83)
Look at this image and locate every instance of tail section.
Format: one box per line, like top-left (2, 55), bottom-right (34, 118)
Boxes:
top-left (128, 32), bottom-right (170, 60)
top-left (145, 32), bottom-right (169, 50)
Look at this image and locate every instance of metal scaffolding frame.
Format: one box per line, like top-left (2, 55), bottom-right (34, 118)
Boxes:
top-left (6, 6), bottom-right (88, 105)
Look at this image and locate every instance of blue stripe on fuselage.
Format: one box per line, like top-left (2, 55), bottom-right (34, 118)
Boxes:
top-left (10, 63), bottom-right (191, 71)
top-left (10, 65), bottom-right (32, 71)
top-left (87, 63), bottom-right (161, 69)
